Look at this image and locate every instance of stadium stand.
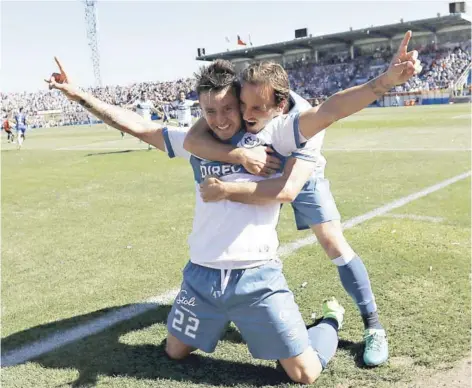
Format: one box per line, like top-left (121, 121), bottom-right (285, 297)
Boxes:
top-left (1, 78), bottom-right (197, 128)
top-left (1, 14), bottom-right (470, 128)
top-left (198, 13), bottom-right (471, 106)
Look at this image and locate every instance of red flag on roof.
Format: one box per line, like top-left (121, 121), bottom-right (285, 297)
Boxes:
top-left (237, 35), bottom-right (247, 46)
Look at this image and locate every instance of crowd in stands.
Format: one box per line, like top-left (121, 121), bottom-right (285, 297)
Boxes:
top-left (1, 42), bottom-right (470, 128)
top-left (1, 78), bottom-right (196, 128)
top-left (287, 41), bottom-right (471, 99)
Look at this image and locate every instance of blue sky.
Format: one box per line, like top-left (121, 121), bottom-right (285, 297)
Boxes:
top-left (0, 0), bottom-right (463, 92)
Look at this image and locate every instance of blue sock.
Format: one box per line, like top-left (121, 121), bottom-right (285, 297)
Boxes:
top-left (334, 255), bottom-right (383, 330)
top-left (307, 318), bottom-right (339, 369)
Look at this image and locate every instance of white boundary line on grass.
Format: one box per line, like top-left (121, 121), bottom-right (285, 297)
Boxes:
top-left (54, 145), bottom-right (472, 152)
top-left (56, 139), bottom-right (132, 151)
top-left (323, 148), bottom-right (471, 152)
top-left (382, 214), bottom-right (445, 223)
top-left (2, 170), bottom-right (471, 367)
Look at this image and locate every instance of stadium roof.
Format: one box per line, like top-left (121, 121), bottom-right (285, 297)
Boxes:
top-left (196, 13), bottom-right (471, 61)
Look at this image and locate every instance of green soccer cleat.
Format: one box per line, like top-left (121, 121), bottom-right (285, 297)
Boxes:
top-left (363, 329), bottom-right (389, 366)
top-left (321, 297), bottom-right (345, 329)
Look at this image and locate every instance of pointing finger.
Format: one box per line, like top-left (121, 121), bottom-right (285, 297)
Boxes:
top-left (397, 30), bottom-right (412, 56)
top-left (54, 57), bottom-right (66, 75)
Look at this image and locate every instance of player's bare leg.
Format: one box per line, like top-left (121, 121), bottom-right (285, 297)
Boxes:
top-left (280, 347), bottom-right (322, 384)
top-left (165, 332), bottom-right (195, 360)
top-left (279, 298), bottom-right (344, 384)
top-left (17, 133), bottom-right (24, 150)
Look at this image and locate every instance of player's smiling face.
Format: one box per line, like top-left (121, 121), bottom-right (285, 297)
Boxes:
top-left (240, 82), bottom-right (284, 134)
top-left (200, 87), bottom-right (241, 141)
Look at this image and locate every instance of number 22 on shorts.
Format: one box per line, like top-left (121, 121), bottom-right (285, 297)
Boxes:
top-left (172, 308), bottom-right (200, 339)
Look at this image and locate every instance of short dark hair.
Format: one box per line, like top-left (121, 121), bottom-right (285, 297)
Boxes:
top-left (195, 59), bottom-right (240, 97)
top-left (241, 61), bottom-right (290, 106)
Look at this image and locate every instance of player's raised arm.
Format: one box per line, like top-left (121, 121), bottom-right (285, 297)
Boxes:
top-left (296, 31), bottom-right (422, 140)
top-left (183, 117), bottom-right (281, 176)
top-left (45, 57), bottom-right (166, 151)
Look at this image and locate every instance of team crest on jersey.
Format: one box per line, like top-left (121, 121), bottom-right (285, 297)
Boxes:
top-left (238, 133), bottom-right (262, 149)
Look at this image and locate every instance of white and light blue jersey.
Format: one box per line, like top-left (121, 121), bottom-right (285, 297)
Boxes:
top-left (286, 91), bottom-right (326, 173)
top-left (163, 125), bottom-right (310, 270)
top-left (287, 90), bottom-right (312, 114)
top-left (15, 113), bottom-right (27, 130)
top-left (171, 100), bottom-right (194, 126)
top-left (133, 99), bottom-right (154, 120)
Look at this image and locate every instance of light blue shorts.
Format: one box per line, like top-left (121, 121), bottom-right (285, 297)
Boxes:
top-left (290, 176), bottom-right (341, 230)
top-left (167, 260), bottom-right (310, 360)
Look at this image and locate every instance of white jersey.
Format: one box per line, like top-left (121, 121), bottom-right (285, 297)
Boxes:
top-left (171, 100), bottom-right (194, 125)
top-left (286, 91), bottom-right (326, 174)
top-left (162, 125), bottom-right (304, 270)
top-left (132, 99), bottom-right (154, 120)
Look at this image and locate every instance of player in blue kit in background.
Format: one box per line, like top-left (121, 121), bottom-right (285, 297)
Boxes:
top-left (14, 107), bottom-right (28, 150)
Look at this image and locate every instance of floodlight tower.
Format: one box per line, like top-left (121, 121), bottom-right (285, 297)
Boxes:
top-left (84, 0), bottom-right (102, 87)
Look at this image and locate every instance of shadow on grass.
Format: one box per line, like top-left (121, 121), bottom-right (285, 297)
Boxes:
top-left (338, 339), bottom-right (366, 368)
top-left (85, 149), bottom-right (147, 157)
top-left (2, 303), bottom-right (285, 387)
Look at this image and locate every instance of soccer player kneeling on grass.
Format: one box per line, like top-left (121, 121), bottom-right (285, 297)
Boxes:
top-left (185, 30), bottom-right (422, 367)
top-left (46, 33), bottom-right (420, 381)
top-left (46, 58), bottom-right (345, 385)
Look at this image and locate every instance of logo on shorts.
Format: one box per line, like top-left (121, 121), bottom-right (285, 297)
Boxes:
top-left (238, 133), bottom-right (262, 149)
top-left (176, 290), bottom-right (197, 307)
top-left (287, 329), bottom-right (299, 341)
top-left (279, 311), bottom-right (288, 322)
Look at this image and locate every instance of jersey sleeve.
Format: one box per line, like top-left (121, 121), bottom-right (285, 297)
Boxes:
top-left (290, 131), bottom-right (325, 162)
top-left (264, 113), bottom-right (304, 156)
top-left (186, 100), bottom-right (194, 108)
top-left (162, 126), bottom-right (191, 160)
top-left (265, 113), bottom-right (321, 163)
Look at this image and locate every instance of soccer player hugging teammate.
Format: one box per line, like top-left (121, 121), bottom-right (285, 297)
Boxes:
top-left (47, 32), bottom-right (419, 381)
top-left (163, 60), bottom-right (345, 385)
top-left (46, 57), bottom-right (346, 385)
top-left (185, 31), bottom-right (422, 367)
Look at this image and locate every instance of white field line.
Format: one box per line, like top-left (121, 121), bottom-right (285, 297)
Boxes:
top-left (452, 114), bottom-right (471, 119)
top-left (278, 171), bottom-right (470, 256)
top-left (60, 147), bottom-right (145, 151)
top-left (2, 170), bottom-right (471, 367)
top-left (53, 146), bottom-right (472, 152)
top-left (382, 214), bottom-right (445, 223)
top-left (323, 148), bottom-right (471, 152)
top-left (56, 139), bottom-right (135, 151)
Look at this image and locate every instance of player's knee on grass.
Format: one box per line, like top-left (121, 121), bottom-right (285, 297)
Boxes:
top-left (279, 347), bottom-right (323, 385)
top-left (165, 333), bottom-right (194, 360)
top-left (311, 220), bottom-right (355, 260)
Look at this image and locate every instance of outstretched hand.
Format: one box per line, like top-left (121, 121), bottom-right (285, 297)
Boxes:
top-left (44, 57), bottom-right (81, 101)
top-left (386, 31), bottom-right (423, 86)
